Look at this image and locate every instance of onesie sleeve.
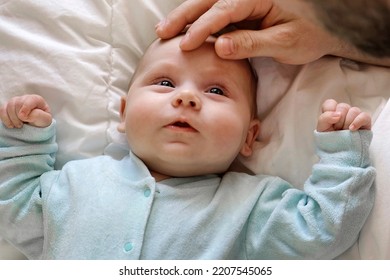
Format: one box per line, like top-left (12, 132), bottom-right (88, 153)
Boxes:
top-left (246, 130), bottom-right (375, 259)
top-left (0, 121), bottom-right (58, 259)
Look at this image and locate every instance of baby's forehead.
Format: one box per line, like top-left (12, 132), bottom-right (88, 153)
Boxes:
top-left (138, 36), bottom-right (218, 71)
top-left (138, 35), bottom-right (256, 86)
top-left (141, 37), bottom-right (181, 62)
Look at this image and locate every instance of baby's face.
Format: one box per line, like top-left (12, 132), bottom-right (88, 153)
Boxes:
top-left (119, 36), bottom-right (258, 178)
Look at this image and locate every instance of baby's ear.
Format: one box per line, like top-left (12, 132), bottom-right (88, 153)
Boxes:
top-left (117, 96), bottom-right (127, 133)
top-left (240, 119), bottom-right (261, 157)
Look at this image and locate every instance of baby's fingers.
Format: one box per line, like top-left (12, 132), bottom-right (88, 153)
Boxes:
top-left (0, 95), bottom-right (51, 128)
top-left (349, 112), bottom-right (372, 131)
top-left (333, 103), bottom-right (350, 130)
top-left (22, 108), bottom-right (52, 128)
top-left (321, 99), bottom-right (337, 113)
top-left (17, 95), bottom-right (50, 120)
top-left (17, 95), bottom-right (51, 128)
top-left (317, 111), bottom-right (341, 132)
top-left (0, 99), bottom-right (23, 128)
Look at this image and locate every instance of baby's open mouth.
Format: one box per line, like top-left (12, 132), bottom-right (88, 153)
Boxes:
top-left (166, 120), bottom-right (198, 132)
top-left (172, 121), bottom-right (191, 128)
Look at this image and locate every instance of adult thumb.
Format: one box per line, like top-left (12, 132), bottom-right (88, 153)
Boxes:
top-left (214, 29), bottom-right (266, 59)
top-left (215, 28), bottom-right (286, 60)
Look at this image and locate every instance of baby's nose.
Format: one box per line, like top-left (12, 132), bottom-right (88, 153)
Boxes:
top-left (172, 90), bottom-right (201, 110)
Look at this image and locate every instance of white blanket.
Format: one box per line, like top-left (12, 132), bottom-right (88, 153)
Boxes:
top-left (1, 0), bottom-right (389, 259)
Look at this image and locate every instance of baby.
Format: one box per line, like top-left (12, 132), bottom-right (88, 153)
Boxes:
top-left (0, 35), bottom-right (375, 259)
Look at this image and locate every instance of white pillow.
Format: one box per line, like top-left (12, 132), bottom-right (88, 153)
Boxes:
top-left (1, 0), bottom-right (390, 260)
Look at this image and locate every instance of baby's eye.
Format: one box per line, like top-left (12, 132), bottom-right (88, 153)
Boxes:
top-left (157, 80), bottom-right (174, 88)
top-left (208, 87), bottom-right (225, 96)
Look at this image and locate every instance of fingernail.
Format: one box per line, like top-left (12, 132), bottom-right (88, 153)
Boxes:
top-left (5, 122), bottom-right (14, 129)
top-left (155, 19), bottom-right (166, 31)
top-left (349, 124), bottom-right (356, 130)
top-left (333, 112), bottom-right (341, 117)
top-left (180, 31), bottom-right (191, 47)
top-left (218, 37), bottom-right (234, 56)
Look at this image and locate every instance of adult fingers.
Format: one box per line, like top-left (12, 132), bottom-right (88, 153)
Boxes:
top-left (215, 25), bottom-right (300, 60)
top-left (156, 0), bottom-right (218, 40)
top-left (158, 0), bottom-right (273, 52)
top-left (182, 0), bottom-right (272, 51)
top-left (214, 20), bottom-right (329, 63)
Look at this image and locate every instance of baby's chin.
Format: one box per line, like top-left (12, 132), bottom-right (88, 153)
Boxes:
top-left (149, 165), bottom-right (227, 181)
top-left (141, 153), bottom-right (233, 180)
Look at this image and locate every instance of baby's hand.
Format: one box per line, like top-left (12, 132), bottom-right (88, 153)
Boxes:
top-left (0, 94), bottom-right (52, 128)
top-left (317, 99), bottom-right (371, 132)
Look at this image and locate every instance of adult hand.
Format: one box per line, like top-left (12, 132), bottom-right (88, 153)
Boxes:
top-left (155, 0), bottom-right (341, 64)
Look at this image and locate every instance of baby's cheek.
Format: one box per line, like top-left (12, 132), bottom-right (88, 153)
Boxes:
top-left (212, 118), bottom-right (247, 155)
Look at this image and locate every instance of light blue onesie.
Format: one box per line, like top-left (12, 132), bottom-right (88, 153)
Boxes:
top-left (0, 121), bottom-right (375, 259)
